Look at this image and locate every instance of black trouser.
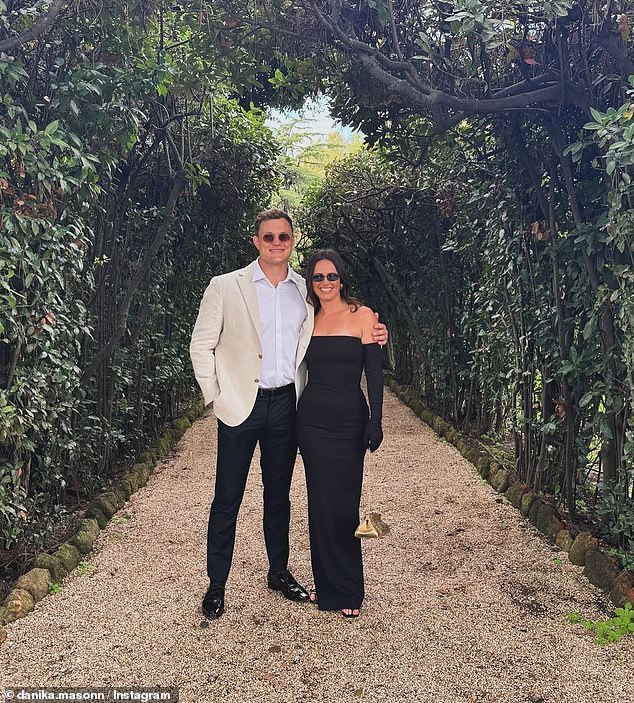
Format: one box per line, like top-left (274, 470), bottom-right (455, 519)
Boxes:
top-left (206, 385), bottom-right (297, 583)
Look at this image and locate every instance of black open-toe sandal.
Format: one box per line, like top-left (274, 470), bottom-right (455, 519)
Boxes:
top-left (309, 589), bottom-right (318, 603)
top-left (341, 608), bottom-right (360, 618)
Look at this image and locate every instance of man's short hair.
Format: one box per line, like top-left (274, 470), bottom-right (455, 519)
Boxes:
top-left (253, 208), bottom-right (293, 235)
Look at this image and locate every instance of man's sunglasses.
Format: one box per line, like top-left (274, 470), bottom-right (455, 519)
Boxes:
top-left (312, 273), bottom-right (340, 282)
top-left (261, 233), bottom-right (292, 243)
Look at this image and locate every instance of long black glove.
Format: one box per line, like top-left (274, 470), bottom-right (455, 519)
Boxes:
top-left (363, 343), bottom-right (384, 452)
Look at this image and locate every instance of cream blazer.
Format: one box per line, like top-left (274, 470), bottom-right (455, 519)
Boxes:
top-left (189, 261), bottom-right (314, 427)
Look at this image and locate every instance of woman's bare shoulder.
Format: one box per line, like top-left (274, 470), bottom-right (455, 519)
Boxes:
top-left (353, 306), bottom-right (377, 341)
top-left (353, 305), bottom-right (376, 320)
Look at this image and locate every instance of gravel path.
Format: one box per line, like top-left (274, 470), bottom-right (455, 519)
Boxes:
top-left (1, 389), bottom-right (633, 703)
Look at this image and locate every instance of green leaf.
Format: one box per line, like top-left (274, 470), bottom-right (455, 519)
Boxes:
top-left (579, 392), bottom-right (594, 408)
top-left (45, 120), bottom-right (60, 136)
top-left (590, 107), bottom-right (605, 122)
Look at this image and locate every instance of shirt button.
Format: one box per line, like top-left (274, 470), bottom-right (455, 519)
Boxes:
top-left (254, 379), bottom-right (259, 383)
top-left (258, 354), bottom-right (262, 359)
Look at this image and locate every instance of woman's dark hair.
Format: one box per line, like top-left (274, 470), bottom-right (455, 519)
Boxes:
top-left (304, 249), bottom-right (362, 313)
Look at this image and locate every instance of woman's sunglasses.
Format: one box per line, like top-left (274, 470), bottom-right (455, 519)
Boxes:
top-left (312, 273), bottom-right (340, 282)
top-left (261, 233), bottom-right (292, 243)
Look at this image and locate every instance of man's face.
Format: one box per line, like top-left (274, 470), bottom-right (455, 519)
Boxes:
top-left (252, 218), bottom-right (294, 266)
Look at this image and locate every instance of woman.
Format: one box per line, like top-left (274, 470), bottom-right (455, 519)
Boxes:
top-left (296, 250), bottom-right (384, 617)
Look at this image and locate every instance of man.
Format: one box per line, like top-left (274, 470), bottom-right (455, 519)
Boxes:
top-left (190, 208), bottom-right (387, 619)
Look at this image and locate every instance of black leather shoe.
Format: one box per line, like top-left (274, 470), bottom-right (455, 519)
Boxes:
top-left (267, 569), bottom-right (310, 602)
top-left (202, 582), bottom-right (225, 619)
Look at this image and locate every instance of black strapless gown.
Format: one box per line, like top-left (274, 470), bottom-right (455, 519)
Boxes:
top-left (296, 336), bottom-right (369, 610)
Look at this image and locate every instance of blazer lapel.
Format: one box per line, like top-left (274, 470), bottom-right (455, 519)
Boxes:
top-left (237, 264), bottom-right (262, 346)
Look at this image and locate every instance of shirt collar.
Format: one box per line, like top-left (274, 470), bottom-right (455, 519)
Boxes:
top-left (252, 258), bottom-right (293, 284)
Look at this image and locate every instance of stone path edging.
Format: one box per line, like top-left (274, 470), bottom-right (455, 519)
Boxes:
top-left (387, 376), bottom-right (634, 610)
top-left (0, 399), bottom-right (206, 647)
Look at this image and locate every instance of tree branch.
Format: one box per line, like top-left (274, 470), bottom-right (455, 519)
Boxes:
top-left (305, 0), bottom-right (581, 131)
top-left (387, 0), bottom-right (403, 62)
top-left (81, 172), bottom-right (187, 383)
top-left (357, 51), bottom-right (564, 116)
top-left (0, 0), bottom-right (67, 52)
top-left (491, 74), bottom-right (557, 98)
top-left (511, 116), bottom-right (550, 222)
top-left (593, 33), bottom-right (634, 79)
top-left (307, 0), bottom-right (431, 91)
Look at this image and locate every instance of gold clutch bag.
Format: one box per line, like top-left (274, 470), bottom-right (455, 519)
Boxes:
top-left (354, 512), bottom-right (390, 539)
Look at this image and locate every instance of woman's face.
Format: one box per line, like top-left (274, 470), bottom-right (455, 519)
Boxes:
top-left (312, 258), bottom-right (342, 305)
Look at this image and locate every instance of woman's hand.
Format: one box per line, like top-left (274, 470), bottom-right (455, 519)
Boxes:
top-left (364, 420), bottom-right (383, 452)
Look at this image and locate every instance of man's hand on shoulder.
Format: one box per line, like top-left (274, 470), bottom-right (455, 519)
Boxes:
top-left (372, 311), bottom-right (388, 347)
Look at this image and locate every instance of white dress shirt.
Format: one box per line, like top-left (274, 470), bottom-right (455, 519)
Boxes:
top-left (252, 259), bottom-right (307, 389)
